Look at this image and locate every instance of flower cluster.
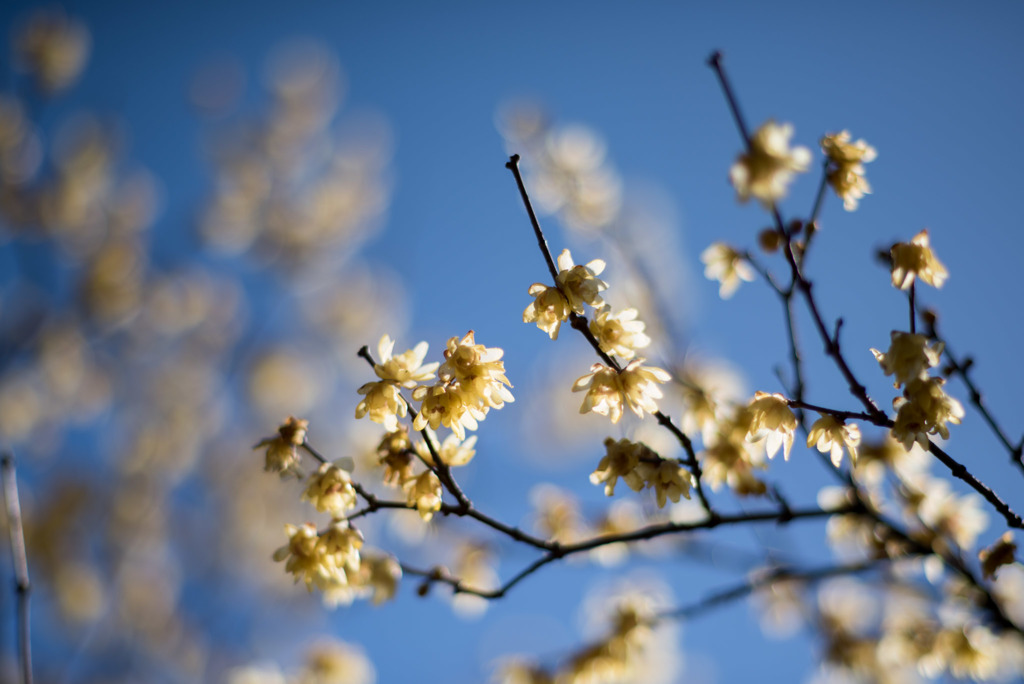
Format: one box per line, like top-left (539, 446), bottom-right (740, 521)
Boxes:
top-left (572, 360), bottom-right (671, 424)
top-left (273, 521), bottom-right (364, 592)
top-left (700, 407), bottom-right (769, 496)
top-left (589, 438), bottom-right (692, 507)
top-left (355, 335), bottom-right (438, 431)
top-left (820, 130), bottom-right (877, 211)
top-left (730, 120), bottom-right (811, 207)
top-left (871, 329), bottom-right (962, 449)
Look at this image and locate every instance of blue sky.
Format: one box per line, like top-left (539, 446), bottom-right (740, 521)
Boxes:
top-left (3, 1), bottom-right (1024, 682)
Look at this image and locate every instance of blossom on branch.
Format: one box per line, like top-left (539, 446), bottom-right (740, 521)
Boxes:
top-left (438, 330), bottom-right (514, 410)
top-left (589, 307), bottom-right (651, 360)
top-left (355, 380), bottom-right (406, 431)
top-left (404, 470), bottom-right (442, 521)
top-left (573, 363), bottom-right (626, 423)
top-left (590, 437), bottom-right (648, 496)
top-left (890, 229), bottom-right (948, 290)
top-left (412, 381), bottom-right (486, 440)
top-left (554, 248), bottom-right (608, 314)
top-left (891, 377), bottom-right (964, 448)
top-left (255, 415), bottom-right (309, 475)
top-left (273, 521), bottom-right (363, 592)
top-left (523, 283), bottom-right (570, 339)
top-left (821, 130), bottom-right (876, 211)
top-left (871, 331), bottom-right (944, 388)
top-left (730, 120), bottom-right (811, 207)
top-left (701, 243), bottom-right (754, 299)
top-left (807, 414), bottom-right (861, 467)
top-left (746, 391), bottom-right (798, 460)
top-left (302, 461), bottom-right (358, 517)
top-left (372, 334), bottom-right (439, 388)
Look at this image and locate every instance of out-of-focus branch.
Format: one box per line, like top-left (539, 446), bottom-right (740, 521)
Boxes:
top-left (655, 558), bottom-right (886, 623)
top-left (2, 454), bottom-right (32, 684)
top-left (405, 503), bottom-right (857, 600)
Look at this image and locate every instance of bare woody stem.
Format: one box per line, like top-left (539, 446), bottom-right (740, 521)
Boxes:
top-left (922, 312), bottom-right (1024, 476)
top-left (2, 454), bottom-right (32, 684)
top-left (404, 503), bottom-right (855, 600)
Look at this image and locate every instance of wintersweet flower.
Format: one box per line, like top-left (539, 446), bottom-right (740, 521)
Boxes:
top-left (916, 479), bottom-right (988, 550)
top-left (273, 521), bottom-right (362, 592)
top-left (807, 414), bottom-right (861, 467)
top-left (404, 470), bottom-right (442, 521)
top-left (377, 428), bottom-right (414, 487)
top-left (590, 438), bottom-right (648, 496)
top-left (319, 521), bottom-right (364, 574)
top-left (415, 432), bottom-right (478, 467)
top-left (730, 120), bottom-right (811, 207)
top-left (746, 391), bottom-right (798, 460)
top-left (412, 382), bottom-right (486, 440)
top-left (554, 248), bottom-right (608, 314)
top-left (255, 416), bottom-right (309, 474)
top-left (640, 460), bottom-right (693, 508)
top-left (589, 307), bottom-right (651, 360)
top-left (892, 377), bottom-right (964, 447)
top-left (619, 359), bottom-right (671, 419)
top-left (523, 284), bottom-right (570, 339)
top-left (573, 363), bottom-right (626, 423)
top-left (871, 331), bottom-right (944, 388)
top-left (438, 331), bottom-right (514, 410)
top-left (372, 334), bottom-right (439, 388)
top-left (701, 243), bottom-right (754, 299)
top-left (821, 130), bottom-right (877, 211)
top-left (890, 230), bottom-right (948, 290)
top-left (302, 461), bottom-right (358, 517)
top-left (978, 532), bottom-right (1016, 580)
top-left (355, 380), bottom-right (406, 431)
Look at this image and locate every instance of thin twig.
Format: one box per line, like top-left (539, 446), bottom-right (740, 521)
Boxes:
top-left (2, 454), bottom-right (32, 684)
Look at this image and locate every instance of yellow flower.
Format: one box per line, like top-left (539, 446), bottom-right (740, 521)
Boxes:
top-left (355, 380), bottom-right (406, 431)
top-left (14, 9), bottom-right (90, 94)
top-left (701, 243), bottom-right (754, 299)
top-left (892, 377), bottom-right (963, 447)
top-left (273, 521), bottom-right (362, 592)
top-left (302, 462), bottom-right (358, 517)
top-left (589, 307), bottom-right (651, 360)
top-left (807, 414), bottom-right (861, 468)
top-left (523, 284), bottom-right (570, 339)
top-left (619, 359), bottom-right (671, 419)
top-left (640, 459), bottom-right (693, 508)
top-left (373, 334), bottom-right (439, 388)
top-left (821, 130), bottom-right (876, 211)
top-left (404, 470), bottom-right (442, 521)
top-left (871, 331), bottom-right (944, 388)
top-left (746, 391), bottom-right (798, 460)
top-left (438, 331), bottom-right (514, 410)
top-left (377, 428), bottom-right (414, 487)
top-left (412, 382), bottom-right (486, 440)
top-left (978, 532), bottom-right (1016, 580)
top-left (730, 120), bottom-right (811, 207)
top-left (254, 416), bottom-right (308, 474)
top-left (415, 432), bottom-right (477, 467)
top-left (572, 363), bottom-right (626, 423)
top-left (589, 437), bottom-right (648, 496)
top-left (554, 248), bottom-right (608, 314)
top-left (890, 229), bottom-right (948, 290)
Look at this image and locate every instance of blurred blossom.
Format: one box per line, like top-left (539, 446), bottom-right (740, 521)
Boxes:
top-left (298, 639), bottom-right (376, 684)
top-left (249, 349), bottom-right (326, 419)
top-left (13, 8), bottom-right (90, 94)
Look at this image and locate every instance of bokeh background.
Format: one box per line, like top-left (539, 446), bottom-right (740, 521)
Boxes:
top-left (0, 1), bottom-right (1023, 682)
